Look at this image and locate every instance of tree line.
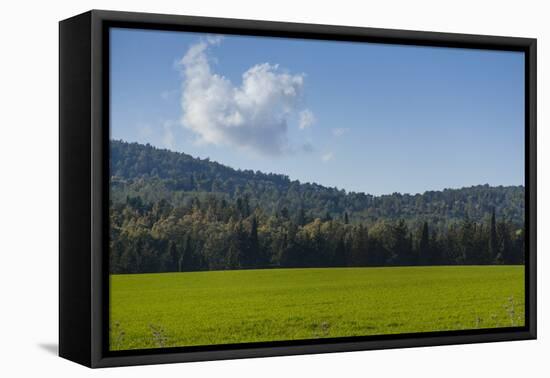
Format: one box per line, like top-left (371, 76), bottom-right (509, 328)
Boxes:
top-left (109, 194), bottom-right (525, 274)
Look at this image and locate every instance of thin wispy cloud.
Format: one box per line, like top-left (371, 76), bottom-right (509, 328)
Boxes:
top-left (299, 109), bottom-right (315, 130)
top-left (178, 38), bottom-right (314, 156)
top-left (205, 34), bottom-right (224, 45)
top-left (332, 128), bottom-right (349, 137)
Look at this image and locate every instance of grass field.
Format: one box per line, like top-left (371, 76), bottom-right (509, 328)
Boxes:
top-left (109, 266), bottom-right (524, 350)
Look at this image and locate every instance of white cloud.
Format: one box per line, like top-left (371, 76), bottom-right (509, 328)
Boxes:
top-left (178, 38), bottom-right (310, 156)
top-left (206, 34), bottom-right (224, 45)
top-left (299, 109), bottom-right (315, 130)
top-left (321, 152), bottom-right (334, 162)
top-left (332, 127), bottom-right (349, 137)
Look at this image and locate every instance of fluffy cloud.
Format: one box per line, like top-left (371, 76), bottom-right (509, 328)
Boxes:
top-left (178, 38), bottom-right (313, 156)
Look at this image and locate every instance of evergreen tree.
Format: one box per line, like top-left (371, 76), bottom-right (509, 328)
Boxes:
top-left (460, 215), bottom-right (476, 264)
top-left (178, 235), bottom-right (191, 272)
top-left (166, 240), bottom-right (178, 271)
top-left (247, 216), bottom-right (259, 267)
top-left (488, 208), bottom-right (498, 263)
top-left (418, 221), bottom-right (430, 265)
top-left (390, 219), bottom-right (410, 265)
top-left (430, 230), bottom-right (443, 265)
top-left (498, 221), bottom-right (513, 264)
top-left (334, 235), bottom-right (347, 266)
top-left (350, 224), bottom-right (369, 266)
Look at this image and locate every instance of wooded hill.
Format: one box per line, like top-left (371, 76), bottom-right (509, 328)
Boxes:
top-left (109, 140), bottom-right (525, 273)
top-left (111, 140), bottom-right (524, 229)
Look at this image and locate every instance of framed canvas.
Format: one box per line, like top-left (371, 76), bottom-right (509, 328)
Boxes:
top-left (59, 10), bottom-right (537, 368)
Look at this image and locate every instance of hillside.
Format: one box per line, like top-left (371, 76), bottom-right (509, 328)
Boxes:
top-left (110, 140), bottom-right (524, 229)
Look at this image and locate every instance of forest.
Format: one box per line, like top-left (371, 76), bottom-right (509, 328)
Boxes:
top-left (109, 140), bottom-right (525, 274)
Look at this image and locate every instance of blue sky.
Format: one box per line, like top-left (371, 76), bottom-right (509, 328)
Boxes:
top-left (110, 28), bottom-right (525, 195)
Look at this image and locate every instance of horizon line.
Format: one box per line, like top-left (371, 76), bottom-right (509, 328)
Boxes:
top-left (110, 138), bottom-right (525, 198)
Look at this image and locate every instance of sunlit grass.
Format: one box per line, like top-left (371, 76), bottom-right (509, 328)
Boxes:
top-left (109, 265), bottom-right (524, 350)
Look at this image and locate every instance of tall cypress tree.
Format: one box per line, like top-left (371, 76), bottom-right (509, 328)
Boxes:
top-left (488, 208), bottom-right (498, 263)
top-left (407, 232), bottom-right (414, 265)
top-left (249, 216), bottom-right (259, 267)
top-left (461, 215), bottom-right (475, 264)
top-left (178, 234), bottom-right (191, 272)
top-left (167, 240), bottom-right (178, 272)
top-left (418, 221), bottom-right (430, 265)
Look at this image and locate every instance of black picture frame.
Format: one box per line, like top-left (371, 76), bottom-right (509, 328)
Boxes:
top-left (59, 9), bottom-right (537, 368)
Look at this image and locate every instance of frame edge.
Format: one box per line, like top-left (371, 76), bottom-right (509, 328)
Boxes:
top-left (79, 9), bottom-right (537, 368)
top-left (59, 11), bottom-right (94, 368)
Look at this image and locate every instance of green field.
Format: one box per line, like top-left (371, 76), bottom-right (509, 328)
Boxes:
top-left (109, 266), bottom-right (524, 350)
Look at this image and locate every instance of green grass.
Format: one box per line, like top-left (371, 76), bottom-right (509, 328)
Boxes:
top-left (109, 266), bottom-right (524, 350)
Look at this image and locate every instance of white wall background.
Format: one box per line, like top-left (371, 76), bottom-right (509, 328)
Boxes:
top-left (0, 0), bottom-right (547, 376)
